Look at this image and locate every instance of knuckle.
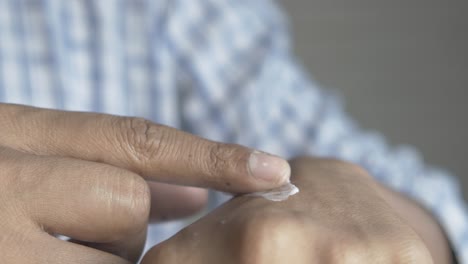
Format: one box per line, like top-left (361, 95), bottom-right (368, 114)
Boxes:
top-left (105, 170), bottom-right (151, 236)
top-left (238, 212), bottom-right (305, 262)
top-left (205, 143), bottom-right (247, 182)
top-left (326, 234), bottom-right (370, 264)
top-left (115, 117), bottom-right (168, 166)
top-left (126, 173), bottom-right (151, 223)
top-left (207, 143), bottom-right (230, 177)
top-left (246, 211), bottom-right (303, 233)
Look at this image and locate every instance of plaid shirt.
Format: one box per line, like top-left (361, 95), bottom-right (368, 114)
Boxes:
top-left (0, 0), bottom-right (467, 261)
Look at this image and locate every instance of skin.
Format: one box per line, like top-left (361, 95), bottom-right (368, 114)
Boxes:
top-left (0, 103), bottom-right (289, 263)
top-left (142, 158), bottom-right (453, 264)
top-left (0, 103), bottom-right (453, 263)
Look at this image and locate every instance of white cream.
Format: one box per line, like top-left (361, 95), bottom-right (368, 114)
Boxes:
top-left (246, 182), bottom-right (299, 202)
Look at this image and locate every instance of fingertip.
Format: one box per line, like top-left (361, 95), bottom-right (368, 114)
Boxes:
top-left (247, 151), bottom-right (291, 186)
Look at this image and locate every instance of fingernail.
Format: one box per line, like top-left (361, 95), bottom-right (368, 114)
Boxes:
top-left (248, 151), bottom-right (291, 184)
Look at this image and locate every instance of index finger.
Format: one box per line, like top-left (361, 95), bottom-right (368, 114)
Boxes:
top-left (0, 103), bottom-right (290, 192)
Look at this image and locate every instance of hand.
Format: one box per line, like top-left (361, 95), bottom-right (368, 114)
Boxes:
top-left (142, 157), bottom-right (435, 264)
top-left (0, 103), bottom-right (290, 263)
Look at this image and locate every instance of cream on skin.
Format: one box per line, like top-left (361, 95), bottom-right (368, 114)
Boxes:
top-left (246, 182), bottom-right (299, 202)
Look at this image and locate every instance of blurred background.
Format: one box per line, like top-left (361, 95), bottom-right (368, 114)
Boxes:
top-left (282, 0), bottom-right (468, 198)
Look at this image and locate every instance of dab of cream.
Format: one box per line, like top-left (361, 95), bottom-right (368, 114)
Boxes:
top-left (246, 182), bottom-right (299, 202)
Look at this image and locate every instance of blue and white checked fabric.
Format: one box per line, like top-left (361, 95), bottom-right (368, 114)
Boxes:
top-left (0, 0), bottom-right (467, 261)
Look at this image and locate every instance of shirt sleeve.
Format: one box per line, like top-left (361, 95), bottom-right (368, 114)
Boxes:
top-left (166, 0), bottom-right (468, 262)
